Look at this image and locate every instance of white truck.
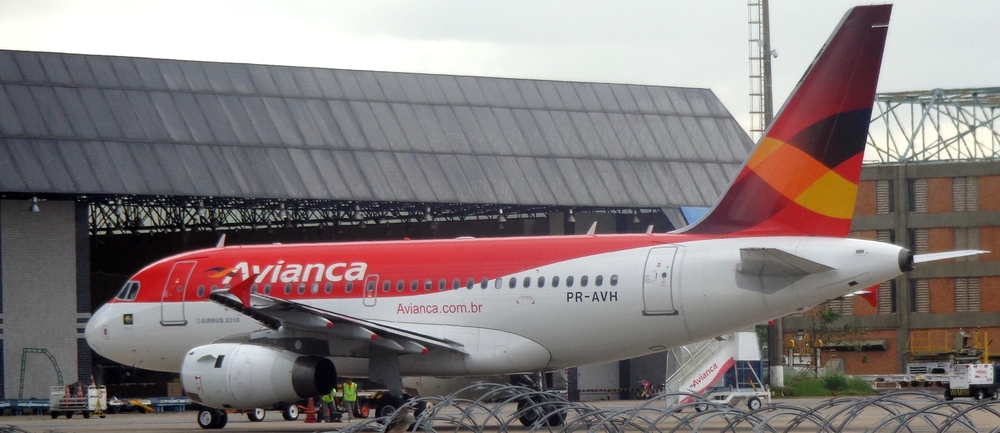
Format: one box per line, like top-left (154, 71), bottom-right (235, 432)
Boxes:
top-left (944, 364), bottom-right (1000, 400)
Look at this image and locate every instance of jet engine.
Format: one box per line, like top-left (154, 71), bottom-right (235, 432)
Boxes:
top-left (180, 343), bottom-right (336, 409)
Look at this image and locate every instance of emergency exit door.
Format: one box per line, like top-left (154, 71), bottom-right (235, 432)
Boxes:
top-left (642, 247), bottom-right (679, 316)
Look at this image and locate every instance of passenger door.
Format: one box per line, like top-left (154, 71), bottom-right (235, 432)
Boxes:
top-left (161, 261), bottom-right (196, 325)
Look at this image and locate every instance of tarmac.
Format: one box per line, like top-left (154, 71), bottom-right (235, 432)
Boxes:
top-left (2, 394), bottom-right (997, 432)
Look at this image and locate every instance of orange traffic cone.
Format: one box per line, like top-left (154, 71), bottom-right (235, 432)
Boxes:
top-left (76, 383), bottom-right (84, 403)
top-left (304, 398), bottom-right (316, 423)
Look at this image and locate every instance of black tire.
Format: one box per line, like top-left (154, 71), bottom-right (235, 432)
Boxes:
top-left (50, 411), bottom-right (59, 419)
top-left (975, 388), bottom-right (985, 400)
top-left (83, 410), bottom-right (91, 419)
top-left (747, 397), bottom-right (762, 411)
top-left (66, 412), bottom-right (73, 419)
top-left (377, 395), bottom-right (404, 418)
top-left (282, 403), bottom-right (299, 421)
top-left (944, 387), bottom-right (953, 401)
top-left (695, 404), bottom-right (708, 413)
top-left (248, 407), bottom-right (265, 422)
top-left (516, 397), bottom-right (565, 427)
top-left (197, 409), bottom-right (215, 429)
top-left (197, 408), bottom-right (227, 429)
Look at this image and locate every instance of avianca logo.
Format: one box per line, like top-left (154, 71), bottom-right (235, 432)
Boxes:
top-left (212, 261), bottom-right (369, 285)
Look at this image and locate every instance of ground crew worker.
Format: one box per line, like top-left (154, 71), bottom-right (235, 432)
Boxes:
top-left (343, 378), bottom-right (358, 422)
top-left (319, 387), bottom-right (335, 422)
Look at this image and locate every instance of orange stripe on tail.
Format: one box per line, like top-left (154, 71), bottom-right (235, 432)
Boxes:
top-left (680, 5), bottom-right (891, 237)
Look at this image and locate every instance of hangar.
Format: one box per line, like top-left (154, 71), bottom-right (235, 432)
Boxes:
top-left (0, 49), bottom-right (752, 399)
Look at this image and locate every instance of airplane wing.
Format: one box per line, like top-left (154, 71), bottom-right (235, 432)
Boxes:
top-left (207, 280), bottom-right (466, 356)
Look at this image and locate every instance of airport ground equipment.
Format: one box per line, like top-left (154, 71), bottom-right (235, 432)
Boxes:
top-left (944, 363), bottom-right (1000, 400)
top-left (48, 384), bottom-right (107, 419)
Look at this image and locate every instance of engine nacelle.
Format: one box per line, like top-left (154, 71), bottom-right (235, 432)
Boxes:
top-left (180, 343), bottom-right (336, 409)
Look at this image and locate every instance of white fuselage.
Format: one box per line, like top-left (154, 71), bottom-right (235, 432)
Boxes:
top-left (86, 236), bottom-right (906, 377)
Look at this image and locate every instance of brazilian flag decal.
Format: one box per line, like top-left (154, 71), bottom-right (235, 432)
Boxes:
top-left (123, 314), bottom-right (134, 325)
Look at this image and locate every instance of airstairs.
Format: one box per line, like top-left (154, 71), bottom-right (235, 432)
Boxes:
top-left (663, 331), bottom-right (764, 405)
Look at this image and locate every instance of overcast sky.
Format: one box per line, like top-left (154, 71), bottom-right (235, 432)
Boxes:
top-left (1, 0), bottom-right (996, 134)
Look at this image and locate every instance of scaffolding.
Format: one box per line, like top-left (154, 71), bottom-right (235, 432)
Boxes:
top-left (866, 88), bottom-right (1000, 163)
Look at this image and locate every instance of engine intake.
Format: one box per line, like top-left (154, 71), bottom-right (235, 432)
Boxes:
top-left (181, 343), bottom-right (336, 409)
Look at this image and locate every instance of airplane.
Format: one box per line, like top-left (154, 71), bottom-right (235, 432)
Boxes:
top-left (84, 4), bottom-right (978, 429)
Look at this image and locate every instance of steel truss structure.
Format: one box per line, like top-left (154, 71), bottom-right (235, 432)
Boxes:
top-left (80, 196), bottom-right (655, 236)
top-left (867, 88), bottom-right (1000, 163)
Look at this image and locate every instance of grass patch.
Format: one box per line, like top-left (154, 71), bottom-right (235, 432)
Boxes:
top-left (781, 373), bottom-right (875, 397)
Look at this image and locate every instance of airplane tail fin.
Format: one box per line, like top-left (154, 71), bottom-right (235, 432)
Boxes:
top-left (680, 5), bottom-right (891, 237)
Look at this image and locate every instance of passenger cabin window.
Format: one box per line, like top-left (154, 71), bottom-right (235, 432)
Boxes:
top-left (581, 276), bottom-right (589, 287)
top-left (438, 279), bottom-right (446, 291)
top-left (453, 279), bottom-right (461, 290)
top-left (610, 275), bottom-right (619, 286)
top-left (595, 275), bottom-right (603, 287)
top-left (552, 276), bottom-right (560, 287)
top-left (284, 284), bottom-right (293, 295)
top-left (264, 284), bottom-right (272, 295)
top-left (495, 278), bottom-right (503, 289)
top-left (345, 282), bottom-right (354, 293)
top-left (325, 282), bottom-right (333, 293)
top-left (311, 282), bottom-right (319, 294)
top-left (197, 285), bottom-right (206, 297)
top-left (425, 280), bottom-right (433, 291)
top-left (397, 281), bottom-right (405, 292)
top-left (467, 278), bottom-right (475, 289)
top-left (411, 280), bottom-right (418, 291)
top-left (509, 278), bottom-right (517, 289)
top-left (250, 284), bottom-right (258, 294)
top-left (382, 281), bottom-right (391, 293)
top-left (522, 277), bottom-right (530, 288)
top-left (566, 276), bottom-right (574, 287)
top-left (537, 277), bottom-right (545, 288)
top-left (481, 278), bottom-right (488, 289)
top-left (297, 283), bottom-right (306, 294)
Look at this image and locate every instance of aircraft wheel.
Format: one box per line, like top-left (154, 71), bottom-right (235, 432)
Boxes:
top-left (376, 395), bottom-right (404, 418)
top-left (694, 403), bottom-right (708, 413)
top-left (747, 397), bottom-right (762, 411)
top-left (516, 397), bottom-right (565, 427)
top-left (247, 407), bottom-right (266, 422)
top-left (282, 403), bottom-right (299, 421)
top-left (197, 409), bottom-right (214, 429)
top-left (197, 408), bottom-right (227, 429)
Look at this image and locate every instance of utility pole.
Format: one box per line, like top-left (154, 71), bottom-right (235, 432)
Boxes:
top-left (750, 0), bottom-right (781, 388)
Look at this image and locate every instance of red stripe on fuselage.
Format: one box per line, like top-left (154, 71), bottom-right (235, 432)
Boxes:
top-left (120, 233), bottom-right (706, 304)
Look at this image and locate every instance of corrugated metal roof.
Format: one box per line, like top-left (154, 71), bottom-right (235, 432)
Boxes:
top-left (0, 49), bottom-right (753, 208)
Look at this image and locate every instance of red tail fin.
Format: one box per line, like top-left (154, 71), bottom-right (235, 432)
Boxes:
top-left (681, 5), bottom-right (891, 237)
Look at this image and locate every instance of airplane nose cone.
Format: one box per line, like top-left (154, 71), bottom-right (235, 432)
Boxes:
top-left (85, 304), bottom-right (113, 357)
top-left (898, 248), bottom-right (914, 272)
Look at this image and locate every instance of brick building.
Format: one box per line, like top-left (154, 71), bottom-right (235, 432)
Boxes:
top-left (783, 160), bottom-right (1000, 375)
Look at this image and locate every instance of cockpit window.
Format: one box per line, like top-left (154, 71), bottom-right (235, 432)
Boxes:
top-left (114, 281), bottom-right (140, 301)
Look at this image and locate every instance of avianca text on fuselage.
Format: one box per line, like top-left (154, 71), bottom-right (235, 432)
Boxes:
top-left (220, 260), bottom-right (369, 285)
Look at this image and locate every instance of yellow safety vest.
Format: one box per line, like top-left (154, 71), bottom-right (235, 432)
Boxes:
top-left (343, 382), bottom-right (358, 402)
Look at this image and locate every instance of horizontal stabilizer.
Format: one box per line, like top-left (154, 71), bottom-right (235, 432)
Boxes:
top-left (739, 248), bottom-right (834, 277)
top-left (914, 250), bottom-right (988, 264)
